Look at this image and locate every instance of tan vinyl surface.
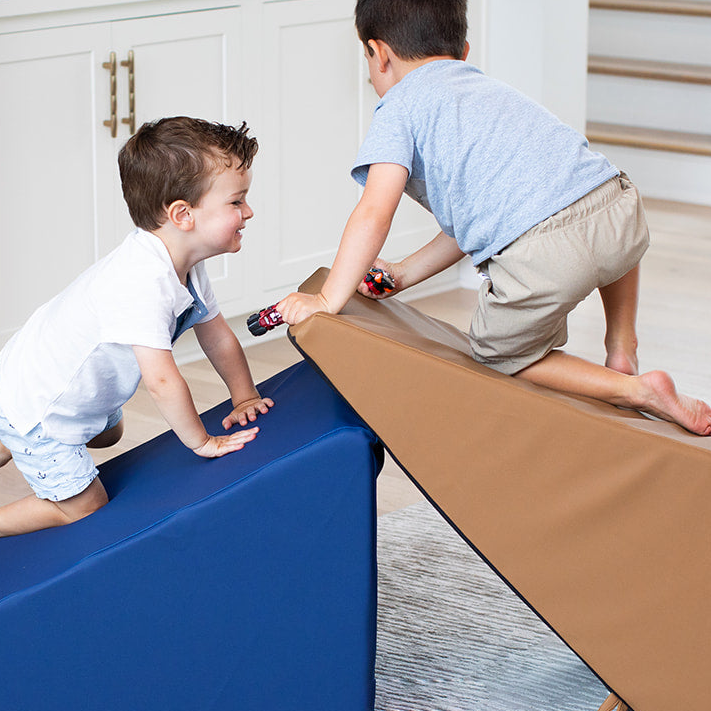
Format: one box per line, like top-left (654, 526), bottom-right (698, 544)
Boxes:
top-left (291, 268), bottom-right (711, 711)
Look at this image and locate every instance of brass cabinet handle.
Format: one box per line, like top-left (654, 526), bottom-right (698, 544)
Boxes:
top-left (121, 51), bottom-right (136, 135)
top-left (102, 52), bottom-right (118, 137)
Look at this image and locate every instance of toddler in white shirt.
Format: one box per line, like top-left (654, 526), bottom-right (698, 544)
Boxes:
top-left (0, 117), bottom-right (272, 536)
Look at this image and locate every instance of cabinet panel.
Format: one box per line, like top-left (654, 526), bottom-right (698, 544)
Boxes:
top-left (0, 25), bottom-right (115, 347)
top-left (260, 0), bottom-right (362, 292)
top-left (0, 7), bottom-right (250, 350)
top-left (0, 0), bottom-right (489, 353)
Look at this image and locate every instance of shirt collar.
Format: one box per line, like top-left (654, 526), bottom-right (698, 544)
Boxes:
top-left (130, 228), bottom-right (206, 317)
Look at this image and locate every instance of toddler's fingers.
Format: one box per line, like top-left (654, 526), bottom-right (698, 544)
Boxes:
top-left (220, 441), bottom-right (246, 454)
top-left (276, 295), bottom-right (296, 322)
top-left (222, 412), bottom-right (242, 430)
top-left (216, 427), bottom-right (259, 456)
top-left (232, 426), bottom-right (259, 440)
top-left (258, 398), bottom-right (274, 413)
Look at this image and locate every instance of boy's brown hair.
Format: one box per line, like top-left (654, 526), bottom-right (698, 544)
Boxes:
top-left (355, 0), bottom-right (467, 60)
top-left (119, 117), bottom-right (258, 231)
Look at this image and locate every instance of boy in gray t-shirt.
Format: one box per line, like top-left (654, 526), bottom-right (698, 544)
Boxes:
top-left (277, 0), bottom-right (711, 436)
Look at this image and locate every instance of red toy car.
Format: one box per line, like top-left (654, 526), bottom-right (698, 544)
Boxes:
top-left (363, 267), bottom-right (395, 295)
top-left (247, 305), bottom-right (283, 336)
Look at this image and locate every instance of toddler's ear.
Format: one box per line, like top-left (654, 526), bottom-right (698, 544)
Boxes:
top-left (166, 200), bottom-right (194, 231)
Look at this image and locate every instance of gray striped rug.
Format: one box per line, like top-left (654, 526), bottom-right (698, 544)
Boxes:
top-left (375, 501), bottom-right (609, 711)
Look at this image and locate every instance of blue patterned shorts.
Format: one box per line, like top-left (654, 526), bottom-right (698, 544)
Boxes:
top-left (0, 410), bottom-right (122, 502)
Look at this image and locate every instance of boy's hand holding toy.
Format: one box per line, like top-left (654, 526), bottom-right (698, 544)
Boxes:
top-left (358, 261), bottom-right (398, 299)
top-left (247, 266), bottom-right (397, 336)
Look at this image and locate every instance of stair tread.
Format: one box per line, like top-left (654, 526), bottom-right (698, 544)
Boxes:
top-left (587, 121), bottom-right (711, 156)
top-left (589, 55), bottom-right (711, 84)
top-left (590, 0), bottom-right (711, 16)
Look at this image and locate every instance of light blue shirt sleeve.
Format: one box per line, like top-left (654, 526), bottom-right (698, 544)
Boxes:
top-left (352, 98), bottom-right (414, 187)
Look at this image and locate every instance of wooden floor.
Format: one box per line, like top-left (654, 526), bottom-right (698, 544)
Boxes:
top-left (1, 198), bottom-right (710, 515)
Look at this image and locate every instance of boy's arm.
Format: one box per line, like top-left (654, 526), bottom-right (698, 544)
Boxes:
top-left (133, 345), bottom-right (259, 458)
top-left (193, 314), bottom-right (273, 428)
top-left (277, 162), bottom-right (409, 325)
top-left (402, 230), bottom-right (466, 285)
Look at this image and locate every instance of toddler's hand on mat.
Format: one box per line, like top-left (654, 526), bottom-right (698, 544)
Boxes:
top-left (192, 428), bottom-right (259, 458)
top-left (223, 397), bottom-right (274, 429)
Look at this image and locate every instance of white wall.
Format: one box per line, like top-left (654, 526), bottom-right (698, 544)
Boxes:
top-left (480, 0), bottom-right (589, 132)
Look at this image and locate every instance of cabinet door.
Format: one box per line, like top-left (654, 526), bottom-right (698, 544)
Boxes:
top-left (111, 7), bottom-right (249, 315)
top-left (260, 0), bottom-right (440, 295)
top-left (259, 0), bottom-right (364, 293)
top-left (0, 24), bottom-right (116, 349)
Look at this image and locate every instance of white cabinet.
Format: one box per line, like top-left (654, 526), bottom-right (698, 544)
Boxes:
top-left (109, 10), bottom-right (247, 240)
top-left (0, 5), bottom-right (246, 348)
top-left (2, 0), bottom-right (508, 352)
top-left (0, 23), bottom-right (115, 342)
top-left (481, 0), bottom-right (588, 133)
top-left (258, 0), bottom-right (443, 299)
top-left (258, 0), bottom-right (363, 294)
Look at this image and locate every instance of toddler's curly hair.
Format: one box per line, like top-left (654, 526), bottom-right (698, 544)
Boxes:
top-left (119, 116), bottom-right (258, 231)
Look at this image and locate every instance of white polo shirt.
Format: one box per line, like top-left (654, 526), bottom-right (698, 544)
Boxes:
top-left (0, 229), bottom-right (219, 444)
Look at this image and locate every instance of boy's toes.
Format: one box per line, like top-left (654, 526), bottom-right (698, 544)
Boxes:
top-left (675, 396), bottom-right (711, 436)
top-left (635, 371), bottom-right (711, 436)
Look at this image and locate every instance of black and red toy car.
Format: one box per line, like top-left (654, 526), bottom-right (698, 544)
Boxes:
top-left (363, 267), bottom-right (395, 295)
top-left (247, 305), bottom-right (284, 336)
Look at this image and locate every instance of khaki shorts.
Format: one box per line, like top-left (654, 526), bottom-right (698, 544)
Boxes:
top-left (469, 173), bottom-right (650, 375)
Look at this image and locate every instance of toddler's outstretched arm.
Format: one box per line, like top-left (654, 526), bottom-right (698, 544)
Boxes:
top-left (193, 314), bottom-right (273, 428)
top-left (133, 345), bottom-right (259, 457)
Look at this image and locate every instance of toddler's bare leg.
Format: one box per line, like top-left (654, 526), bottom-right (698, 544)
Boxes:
top-left (0, 441), bottom-right (11, 467)
top-left (87, 419), bottom-right (124, 449)
top-left (599, 265), bottom-right (640, 375)
top-left (516, 350), bottom-right (711, 436)
top-left (0, 477), bottom-right (108, 537)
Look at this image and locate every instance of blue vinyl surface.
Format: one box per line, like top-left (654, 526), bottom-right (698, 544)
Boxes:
top-left (0, 361), bottom-right (383, 711)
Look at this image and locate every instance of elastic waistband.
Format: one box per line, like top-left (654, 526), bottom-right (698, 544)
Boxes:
top-left (529, 174), bottom-right (625, 234)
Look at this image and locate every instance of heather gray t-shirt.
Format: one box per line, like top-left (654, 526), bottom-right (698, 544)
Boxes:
top-left (352, 60), bottom-right (618, 265)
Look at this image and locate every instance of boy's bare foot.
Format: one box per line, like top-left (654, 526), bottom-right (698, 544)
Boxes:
top-left (0, 442), bottom-right (12, 467)
top-left (626, 371), bottom-right (711, 436)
